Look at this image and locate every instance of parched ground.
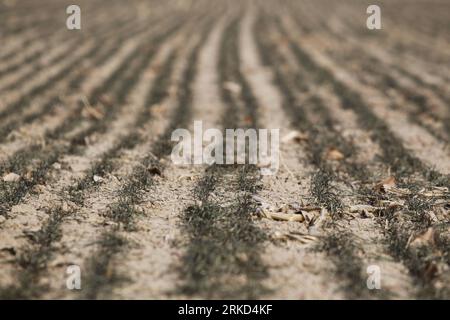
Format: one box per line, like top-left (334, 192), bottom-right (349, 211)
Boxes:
top-left (0, 0), bottom-right (449, 299)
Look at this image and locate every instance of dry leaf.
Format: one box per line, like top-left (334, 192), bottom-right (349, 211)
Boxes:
top-left (223, 81), bottom-right (241, 94)
top-left (281, 130), bottom-right (308, 144)
top-left (3, 172), bottom-right (20, 182)
top-left (423, 262), bottom-right (439, 281)
top-left (410, 227), bottom-right (435, 248)
top-left (374, 176), bottom-right (397, 193)
top-left (349, 205), bottom-right (380, 213)
top-left (350, 204), bottom-right (380, 217)
top-left (308, 208), bottom-right (330, 235)
top-left (420, 187), bottom-right (449, 198)
top-left (243, 115), bottom-right (253, 125)
top-left (326, 148), bottom-right (344, 161)
top-left (256, 200), bottom-right (320, 224)
top-left (273, 231), bottom-right (318, 244)
top-left (236, 252), bottom-right (249, 263)
top-left (260, 209), bottom-right (305, 222)
top-left (300, 210), bottom-right (317, 225)
top-left (98, 94), bottom-right (112, 107)
top-left (151, 103), bottom-right (166, 114)
top-left (82, 105), bottom-right (104, 120)
top-left (81, 96), bottom-right (104, 120)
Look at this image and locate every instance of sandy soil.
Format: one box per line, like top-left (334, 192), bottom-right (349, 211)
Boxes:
top-left (0, 0), bottom-right (449, 300)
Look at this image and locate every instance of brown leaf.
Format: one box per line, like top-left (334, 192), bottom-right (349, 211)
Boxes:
top-left (281, 130), bottom-right (308, 144)
top-left (410, 227), bottom-right (435, 248)
top-left (82, 105), bottom-right (104, 120)
top-left (81, 96), bottom-right (104, 120)
top-left (326, 148), bottom-right (344, 161)
top-left (261, 210), bottom-right (305, 222)
top-left (98, 94), bottom-right (112, 107)
top-left (374, 176), bottom-right (397, 193)
top-left (151, 103), bottom-right (166, 114)
top-left (243, 116), bottom-right (253, 125)
top-left (423, 262), bottom-right (438, 281)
